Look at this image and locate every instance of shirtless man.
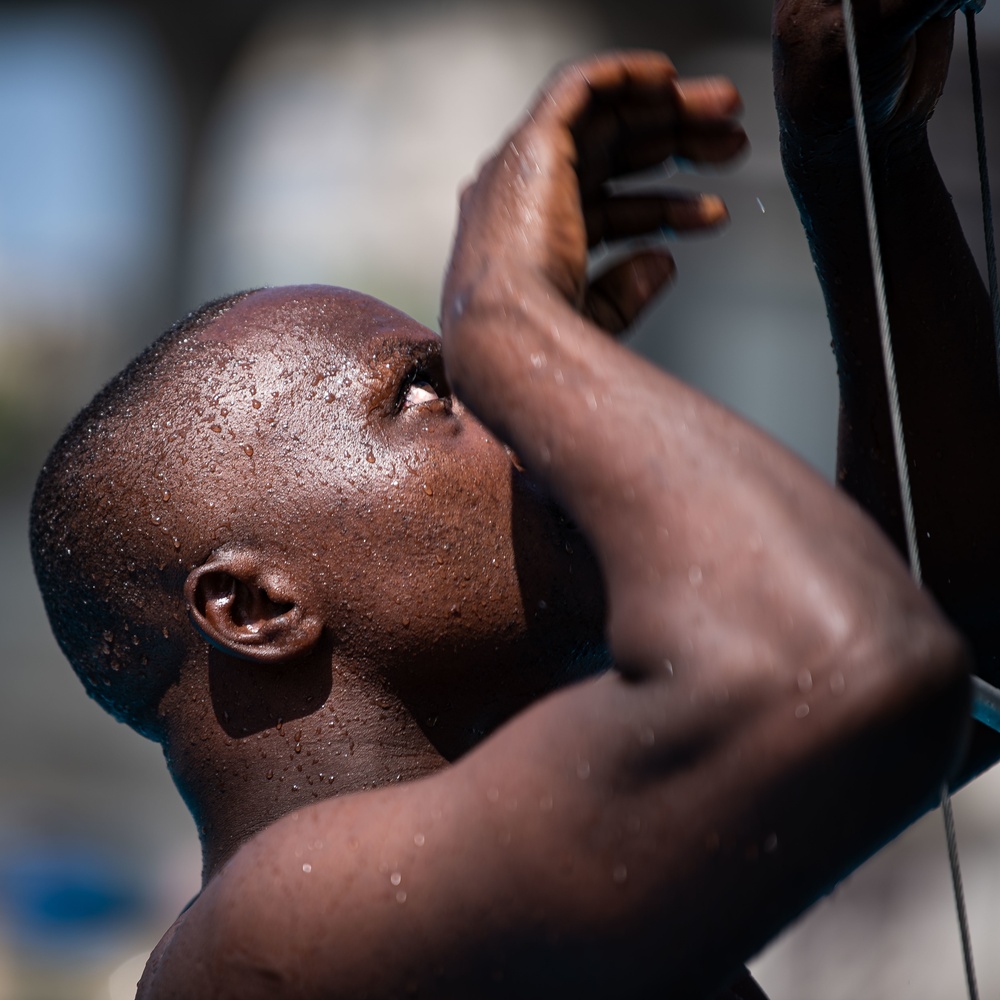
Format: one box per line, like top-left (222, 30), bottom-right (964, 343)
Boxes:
top-left (27, 0), bottom-right (1000, 996)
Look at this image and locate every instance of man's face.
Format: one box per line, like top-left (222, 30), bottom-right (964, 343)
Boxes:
top-left (198, 286), bottom-right (605, 751)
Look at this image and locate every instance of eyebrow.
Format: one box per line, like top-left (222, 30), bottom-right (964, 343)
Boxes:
top-left (366, 335), bottom-right (442, 373)
top-left (364, 336), bottom-right (443, 416)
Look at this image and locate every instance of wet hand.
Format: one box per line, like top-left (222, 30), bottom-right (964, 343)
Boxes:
top-left (443, 51), bottom-right (747, 337)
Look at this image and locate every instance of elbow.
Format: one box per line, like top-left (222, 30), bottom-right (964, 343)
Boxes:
top-left (812, 597), bottom-right (972, 818)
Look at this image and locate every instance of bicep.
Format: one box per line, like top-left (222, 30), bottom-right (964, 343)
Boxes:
top-left (142, 647), bottom-right (962, 1000)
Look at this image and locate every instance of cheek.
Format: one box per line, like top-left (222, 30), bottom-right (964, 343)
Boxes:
top-left (315, 439), bottom-right (529, 647)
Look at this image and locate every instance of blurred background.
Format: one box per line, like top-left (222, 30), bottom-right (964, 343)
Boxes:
top-left (0, 1), bottom-right (998, 997)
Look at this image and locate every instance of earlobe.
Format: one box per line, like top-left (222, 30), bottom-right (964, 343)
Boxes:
top-left (184, 551), bottom-right (323, 663)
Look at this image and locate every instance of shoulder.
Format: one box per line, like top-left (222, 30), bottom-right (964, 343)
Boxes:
top-left (137, 903), bottom-right (193, 999)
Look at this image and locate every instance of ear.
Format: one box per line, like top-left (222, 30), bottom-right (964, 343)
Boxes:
top-left (184, 549), bottom-right (323, 664)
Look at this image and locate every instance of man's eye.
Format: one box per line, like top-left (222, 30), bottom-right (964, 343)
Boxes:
top-left (402, 379), bottom-right (441, 409)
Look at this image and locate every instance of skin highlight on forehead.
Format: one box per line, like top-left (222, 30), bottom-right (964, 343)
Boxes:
top-left (195, 285), bottom-right (438, 353)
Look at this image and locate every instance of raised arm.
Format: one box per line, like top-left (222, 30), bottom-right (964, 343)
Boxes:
top-left (438, 51), bottom-right (970, 986)
top-left (145, 53), bottom-right (970, 1000)
top-left (773, 0), bottom-right (1000, 706)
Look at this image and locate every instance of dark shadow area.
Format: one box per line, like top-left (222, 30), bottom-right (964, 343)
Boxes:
top-left (209, 634), bottom-right (335, 738)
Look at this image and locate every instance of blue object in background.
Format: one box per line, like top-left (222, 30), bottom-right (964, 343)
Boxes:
top-left (0, 843), bottom-right (150, 961)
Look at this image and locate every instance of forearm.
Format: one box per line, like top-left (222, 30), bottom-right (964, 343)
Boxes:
top-left (785, 127), bottom-right (1000, 657)
top-left (444, 262), bottom-right (815, 672)
top-left (444, 263), bottom-right (724, 617)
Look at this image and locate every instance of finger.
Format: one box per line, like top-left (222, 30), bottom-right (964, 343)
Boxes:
top-left (571, 79), bottom-right (746, 192)
top-left (573, 107), bottom-right (746, 179)
top-left (572, 75), bottom-right (743, 141)
top-left (575, 123), bottom-right (748, 195)
top-left (584, 249), bottom-right (677, 335)
top-left (529, 51), bottom-right (678, 130)
top-left (674, 76), bottom-right (744, 120)
top-left (584, 192), bottom-right (728, 247)
top-left (673, 121), bottom-right (751, 165)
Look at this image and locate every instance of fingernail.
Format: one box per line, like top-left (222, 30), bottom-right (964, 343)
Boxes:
top-left (700, 195), bottom-right (728, 223)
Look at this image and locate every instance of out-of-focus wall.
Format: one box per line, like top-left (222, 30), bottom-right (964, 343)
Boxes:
top-left (0, 2), bottom-right (998, 998)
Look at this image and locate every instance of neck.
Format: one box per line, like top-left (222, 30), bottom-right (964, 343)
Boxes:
top-left (160, 651), bottom-right (448, 883)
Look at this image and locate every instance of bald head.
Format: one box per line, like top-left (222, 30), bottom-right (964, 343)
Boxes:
top-left (32, 286), bottom-right (603, 752)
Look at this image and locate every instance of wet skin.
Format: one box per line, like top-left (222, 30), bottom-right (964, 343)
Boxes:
top-left (137, 42), bottom-right (974, 999)
top-left (187, 286), bottom-right (608, 755)
top-left (153, 286), bottom-right (605, 877)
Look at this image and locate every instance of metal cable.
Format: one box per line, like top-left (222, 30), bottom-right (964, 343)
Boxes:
top-left (842, 0), bottom-right (921, 577)
top-left (942, 788), bottom-right (980, 1000)
top-left (841, 4), bottom-right (979, 998)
